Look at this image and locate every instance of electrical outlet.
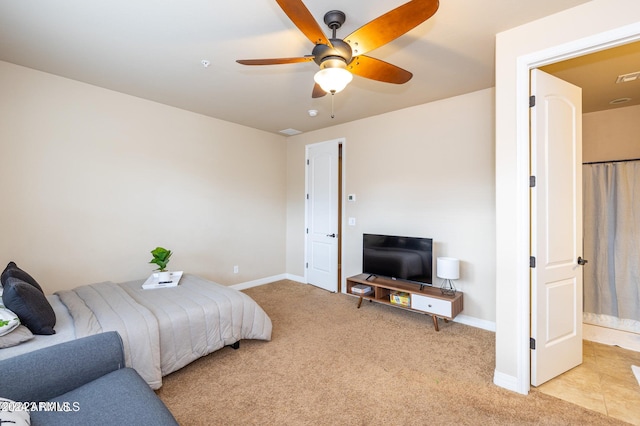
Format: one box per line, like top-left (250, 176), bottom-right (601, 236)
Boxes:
top-left (233, 265), bottom-right (239, 274)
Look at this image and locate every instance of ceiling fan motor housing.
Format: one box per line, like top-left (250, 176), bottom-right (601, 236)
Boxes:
top-left (312, 39), bottom-right (353, 67)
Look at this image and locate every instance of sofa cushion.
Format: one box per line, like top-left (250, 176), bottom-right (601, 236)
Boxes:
top-left (2, 277), bottom-right (56, 335)
top-left (0, 397), bottom-right (30, 426)
top-left (30, 368), bottom-right (178, 426)
top-left (0, 332), bottom-right (126, 403)
top-left (1, 262), bottom-right (44, 294)
top-left (0, 325), bottom-right (34, 348)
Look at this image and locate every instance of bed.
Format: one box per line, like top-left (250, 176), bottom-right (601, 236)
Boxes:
top-left (0, 273), bottom-right (272, 389)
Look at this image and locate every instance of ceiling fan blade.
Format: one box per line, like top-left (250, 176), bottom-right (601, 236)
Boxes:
top-left (312, 83), bottom-right (327, 98)
top-left (344, 0), bottom-right (439, 57)
top-left (348, 55), bottom-right (413, 84)
top-left (276, 0), bottom-right (332, 47)
top-left (236, 57), bottom-right (314, 66)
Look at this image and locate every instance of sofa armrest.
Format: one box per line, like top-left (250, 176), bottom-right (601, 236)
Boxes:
top-left (0, 331), bottom-right (125, 402)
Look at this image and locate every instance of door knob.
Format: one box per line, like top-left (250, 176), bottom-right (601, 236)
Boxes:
top-left (326, 233), bottom-right (336, 238)
top-left (577, 256), bottom-right (588, 266)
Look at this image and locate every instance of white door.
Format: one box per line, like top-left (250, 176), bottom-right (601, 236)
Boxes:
top-left (530, 69), bottom-right (583, 386)
top-left (305, 140), bottom-right (339, 292)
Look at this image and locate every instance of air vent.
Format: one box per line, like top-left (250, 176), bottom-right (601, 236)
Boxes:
top-left (609, 97), bottom-right (632, 105)
top-left (616, 71), bottom-right (640, 83)
top-left (279, 128), bottom-right (303, 136)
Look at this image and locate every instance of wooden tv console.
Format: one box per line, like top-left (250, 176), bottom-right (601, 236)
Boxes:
top-left (346, 274), bottom-right (463, 331)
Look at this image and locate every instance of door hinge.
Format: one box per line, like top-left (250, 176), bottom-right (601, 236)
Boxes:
top-left (306, 193), bottom-right (309, 200)
top-left (530, 337), bottom-right (536, 350)
top-left (306, 159), bottom-right (309, 165)
top-left (529, 95), bottom-right (536, 107)
top-left (530, 256), bottom-right (536, 268)
top-left (529, 176), bottom-right (536, 187)
top-left (306, 228), bottom-right (309, 234)
top-left (305, 262), bottom-right (308, 269)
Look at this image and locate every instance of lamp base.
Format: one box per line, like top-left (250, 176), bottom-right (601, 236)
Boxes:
top-left (440, 279), bottom-right (457, 296)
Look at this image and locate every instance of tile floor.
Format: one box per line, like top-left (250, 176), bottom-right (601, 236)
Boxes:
top-left (537, 340), bottom-right (640, 425)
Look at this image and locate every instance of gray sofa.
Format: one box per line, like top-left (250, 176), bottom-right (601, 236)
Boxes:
top-left (0, 331), bottom-right (178, 425)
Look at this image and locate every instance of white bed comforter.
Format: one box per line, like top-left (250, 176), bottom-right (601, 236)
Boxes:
top-left (56, 274), bottom-right (272, 389)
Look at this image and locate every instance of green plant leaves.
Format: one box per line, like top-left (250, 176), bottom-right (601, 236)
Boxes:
top-left (150, 246), bottom-right (172, 271)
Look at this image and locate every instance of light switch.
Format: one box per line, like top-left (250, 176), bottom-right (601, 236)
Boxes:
top-left (348, 217), bottom-right (356, 226)
top-left (347, 194), bottom-right (356, 202)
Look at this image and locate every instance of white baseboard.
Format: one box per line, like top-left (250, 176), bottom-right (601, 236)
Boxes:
top-left (584, 323), bottom-right (640, 352)
top-left (285, 274), bottom-right (306, 284)
top-left (454, 314), bottom-right (496, 332)
top-left (493, 370), bottom-right (523, 394)
top-left (231, 274), bottom-right (287, 290)
top-left (230, 273), bottom-right (306, 290)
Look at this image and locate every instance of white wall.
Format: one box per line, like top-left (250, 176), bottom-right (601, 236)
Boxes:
top-left (286, 88), bottom-right (496, 326)
top-left (583, 104), bottom-right (640, 163)
top-left (0, 61), bottom-right (287, 292)
top-left (495, 0), bottom-right (640, 394)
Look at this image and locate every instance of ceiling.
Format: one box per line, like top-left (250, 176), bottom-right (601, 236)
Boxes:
top-left (541, 40), bottom-right (640, 113)
top-left (3, 0), bottom-right (633, 136)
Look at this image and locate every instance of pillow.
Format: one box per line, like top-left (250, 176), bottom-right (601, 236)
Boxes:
top-left (1, 261), bottom-right (44, 294)
top-left (0, 325), bottom-right (34, 349)
top-left (0, 397), bottom-right (30, 426)
top-left (2, 277), bottom-right (56, 335)
top-left (0, 306), bottom-right (20, 336)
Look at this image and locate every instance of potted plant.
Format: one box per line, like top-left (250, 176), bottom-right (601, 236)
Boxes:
top-left (150, 246), bottom-right (172, 283)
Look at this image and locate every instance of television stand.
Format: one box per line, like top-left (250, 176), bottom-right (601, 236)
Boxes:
top-left (346, 274), bottom-right (463, 331)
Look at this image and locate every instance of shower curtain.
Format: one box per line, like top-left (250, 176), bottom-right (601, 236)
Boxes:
top-left (583, 160), bottom-right (640, 332)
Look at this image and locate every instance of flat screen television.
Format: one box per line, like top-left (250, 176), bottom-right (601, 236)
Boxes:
top-left (362, 233), bottom-right (433, 287)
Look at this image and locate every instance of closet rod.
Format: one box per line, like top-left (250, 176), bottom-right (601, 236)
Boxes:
top-left (583, 158), bottom-right (640, 165)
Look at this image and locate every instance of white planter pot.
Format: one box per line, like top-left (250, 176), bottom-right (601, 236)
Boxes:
top-left (157, 271), bottom-right (171, 283)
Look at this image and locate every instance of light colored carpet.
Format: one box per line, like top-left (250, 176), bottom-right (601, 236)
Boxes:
top-left (156, 280), bottom-right (624, 425)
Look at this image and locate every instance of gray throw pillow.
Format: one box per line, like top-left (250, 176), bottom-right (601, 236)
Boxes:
top-left (2, 277), bottom-right (56, 335)
top-left (0, 262), bottom-right (44, 294)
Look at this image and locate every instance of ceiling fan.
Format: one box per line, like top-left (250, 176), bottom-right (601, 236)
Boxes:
top-left (236, 0), bottom-right (439, 98)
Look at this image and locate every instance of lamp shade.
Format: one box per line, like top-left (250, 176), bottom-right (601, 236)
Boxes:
top-left (314, 60), bottom-right (353, 94)
top-left (437, 257), bottom-right (460, 280)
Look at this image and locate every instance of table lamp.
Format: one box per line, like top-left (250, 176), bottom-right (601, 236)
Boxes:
top-left (437, 257), bottom-right (459, 296)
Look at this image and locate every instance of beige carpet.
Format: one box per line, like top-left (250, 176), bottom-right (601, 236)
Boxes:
top-left (156, 280), bottom-right (625, 425)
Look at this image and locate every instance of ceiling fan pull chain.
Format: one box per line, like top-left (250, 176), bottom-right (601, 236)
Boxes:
top-left (330, 91), bottom-right (335, 119)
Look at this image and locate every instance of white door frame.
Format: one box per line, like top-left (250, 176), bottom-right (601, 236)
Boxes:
top-left (304, 138), bottom-right (346, 291)
top-left (513, 27), bottom-right (640, 394)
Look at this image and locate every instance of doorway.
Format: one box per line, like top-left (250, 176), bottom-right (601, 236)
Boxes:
top-left (531, 36), bottom-right (637, 392)
top-left (532, 42), bottom-right (640, 418)
top-left (494, 5), bottom-right (640, 396)
top-left (540, 40), bottom-right (640, 352)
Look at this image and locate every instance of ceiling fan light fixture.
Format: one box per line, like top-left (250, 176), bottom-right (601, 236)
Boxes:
top-left (314, 59), bottom-right (353, 94)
